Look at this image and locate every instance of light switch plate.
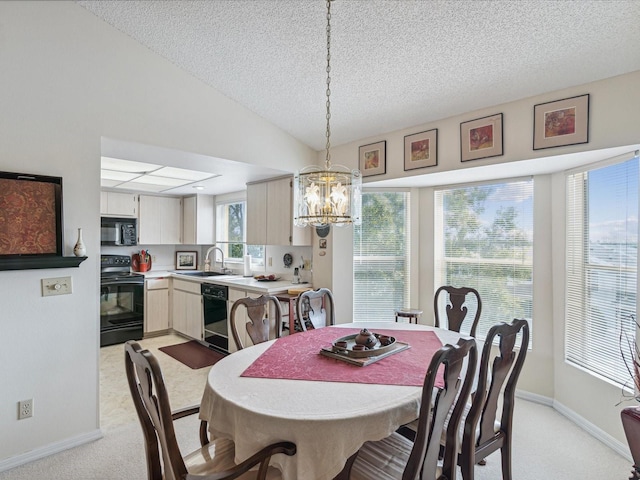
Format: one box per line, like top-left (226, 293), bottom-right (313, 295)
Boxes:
top-left (41, 276), bottom-right (73, 296)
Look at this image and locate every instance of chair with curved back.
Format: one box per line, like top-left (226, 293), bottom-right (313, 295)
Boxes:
top-left (124, 340), bottom-right (296, 480)
top-left (434, 286), bottom-right (482, 337)
top-left (230, 294), bottom-right (283, 350)
top-left (341, 337), bottom-right (478, 480)
top-left (295, 287), bottom-right (335, 332)
top-left (457, 318), bottom-right (529, 480)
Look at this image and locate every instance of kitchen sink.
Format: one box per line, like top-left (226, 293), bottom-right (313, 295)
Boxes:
top-left (172, 270), bottom-right (228, 277)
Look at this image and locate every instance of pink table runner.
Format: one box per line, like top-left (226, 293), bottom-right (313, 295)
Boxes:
top-left (240, 326), bottom-right (444, 387)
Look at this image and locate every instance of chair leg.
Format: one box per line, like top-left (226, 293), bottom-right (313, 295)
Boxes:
top-left (333, 452), bottom-right (358, 480)
top-left (459, 453), bottom-right (475, 480)
top-left (500, 442), bottom-right (512, 480)
top-left (461, 463), bottom-right (475, 480)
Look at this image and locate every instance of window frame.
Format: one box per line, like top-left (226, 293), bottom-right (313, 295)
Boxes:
top-left (215, 198), bottom-right (265, 266)
top-left (353, 189), bottom-right (412, 322)
top-left (564, 151), bottom-right (639, 390)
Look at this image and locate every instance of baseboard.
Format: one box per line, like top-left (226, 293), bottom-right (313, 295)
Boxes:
top-left (143, 329), bottom-right (170, 339)
top-left (0, 429), bottom-right (103, 473)
top-left (553, 399), bottom-right (631, 462)
top-left (516, 389), bottom-right (632, 462)
top-left (515, 389), bottom-right (554, 406)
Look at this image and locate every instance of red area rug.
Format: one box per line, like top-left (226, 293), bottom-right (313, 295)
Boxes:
top-left (159, 340), bottom-right (226, 369)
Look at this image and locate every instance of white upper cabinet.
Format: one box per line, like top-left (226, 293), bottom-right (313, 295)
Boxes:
top-left (138, 195), bottom-right (182, 244)
top-left (100, 191), bottom-right (137, 217)
top-left (246, 182), bottom-right (268, 245)
top-left (183, 194), bottom-right (214, 245)
top-left (246, 176), bottom-right (310, 246)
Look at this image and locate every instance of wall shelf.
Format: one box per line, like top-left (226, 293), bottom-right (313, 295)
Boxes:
top-left (0, 256), bottom-right (88, 271)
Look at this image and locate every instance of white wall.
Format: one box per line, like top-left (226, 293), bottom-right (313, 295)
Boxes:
top-left (0, 1), bottom-right (314, 468)
top-left (313, 69), bottom-right (640, 450)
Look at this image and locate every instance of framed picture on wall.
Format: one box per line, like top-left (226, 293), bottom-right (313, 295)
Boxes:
top-left (533, 94), bottom-right (589, 150)
top-left (359, 141), bottom-right (386, 177)
top-left (176, 251), bottom-right (198, 270)
top-left (460, 113), bottom-right (503, 162)
top-left (404, 129), bottom-right (437, 171)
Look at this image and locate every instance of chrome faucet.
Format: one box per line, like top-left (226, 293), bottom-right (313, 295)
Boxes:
top-left (204, 246), bottom-right (225, 272)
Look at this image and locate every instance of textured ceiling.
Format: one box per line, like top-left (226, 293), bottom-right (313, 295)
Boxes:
top-left (78, 0), bottom-right (640, 153)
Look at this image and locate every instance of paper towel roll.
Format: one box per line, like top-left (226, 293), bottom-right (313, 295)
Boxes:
top-left (243, 255), bottom-right (252, 277)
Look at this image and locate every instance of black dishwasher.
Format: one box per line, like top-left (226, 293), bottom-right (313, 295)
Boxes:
top-left (201, 283), bottom-right (229, 354)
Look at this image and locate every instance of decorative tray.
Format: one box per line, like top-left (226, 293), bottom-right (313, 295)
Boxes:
top-left (319, 332), bottom-right (410, 366)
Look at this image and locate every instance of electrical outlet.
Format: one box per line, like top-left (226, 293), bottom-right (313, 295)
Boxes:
top-left (268, 257), bottom-right (272, 266)
top-left (41, 276), bottom-right (72, 296)
top-left (18, 399), bottom-right (33, 419)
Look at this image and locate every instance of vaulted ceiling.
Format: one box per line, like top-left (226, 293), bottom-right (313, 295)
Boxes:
top-left (79, 1), bottom-right (640, 194)
top-left (78, 0), bottom-right (640, 151)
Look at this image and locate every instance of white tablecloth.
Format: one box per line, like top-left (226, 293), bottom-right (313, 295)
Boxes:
top-left (199, 322), bottom-right (474, 480)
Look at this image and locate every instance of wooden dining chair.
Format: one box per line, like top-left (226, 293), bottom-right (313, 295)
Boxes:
top-left (295, 287), bottom-right (335, 332)
top-left (230, 294), bottom-right (283, 350)
top-left (457, 318), bottom-right (529, 480)
top-left (124, 340), bottom-right (296, 480)
top-left (434, 286), bottom-right (482, 337)
top-left (342, 337), bottom-right (478, 480)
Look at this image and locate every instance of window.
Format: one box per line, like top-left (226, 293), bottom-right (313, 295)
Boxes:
top-left (566, 153), bottom-right (638, 388)
top-left (434, 179), bottom-right (533, 339)
top-left (215, 201), bottom-right (264, 264)
top-left (353, 191), bottom-right (410, 322)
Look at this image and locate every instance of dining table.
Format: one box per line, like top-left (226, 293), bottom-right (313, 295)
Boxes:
top-left (198, 321), bottom-right (477, 480)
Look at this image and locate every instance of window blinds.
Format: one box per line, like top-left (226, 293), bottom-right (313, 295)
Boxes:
top-left (434, 179), bottom-right (533, 339)
top-left (565, 152), bottom-right (639, 388)
top-left (353, 192), bottom-right (410, 322)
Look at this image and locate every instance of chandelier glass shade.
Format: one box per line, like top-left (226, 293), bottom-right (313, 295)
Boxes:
top-left (294, 163), bottom-right (361, 227)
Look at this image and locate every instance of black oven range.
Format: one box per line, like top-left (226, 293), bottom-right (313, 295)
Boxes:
top-left (100, 254), bottom-right (144, 347)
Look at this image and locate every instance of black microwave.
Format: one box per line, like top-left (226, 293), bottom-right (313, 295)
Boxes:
top-left (101, 217), bottom-right (137, 246)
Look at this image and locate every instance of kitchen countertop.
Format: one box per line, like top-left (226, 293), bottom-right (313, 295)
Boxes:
top-left (141, 270), bottom-right (311, 295)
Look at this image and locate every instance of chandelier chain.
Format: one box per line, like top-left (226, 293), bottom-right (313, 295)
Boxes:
top-left (325, 0), bottom-right (332, 168)
top-left (293, 0), bottom-right (361, 228)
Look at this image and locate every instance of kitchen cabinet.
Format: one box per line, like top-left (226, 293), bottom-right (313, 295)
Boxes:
top-left (144, 278), bottom-right (169, 334)
top-left (246, 182), bottom-right (268, 245)
top-left (183, 194), bottom-right (214, 245)
top-left (246, 176), bottom-right (311, 246)
top-left (100, 191), bottom-right (137, 217)
top-left (138, 195), bottom-right (182, 244)
top-left (172, 278), bottom-right (203, 340)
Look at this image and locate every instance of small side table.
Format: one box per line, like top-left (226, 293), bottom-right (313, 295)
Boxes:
top-left (394, 308), bottom-right (422, 324)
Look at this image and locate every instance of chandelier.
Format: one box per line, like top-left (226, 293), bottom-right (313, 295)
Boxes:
top-left (293, 0), bottom-right (362, 229)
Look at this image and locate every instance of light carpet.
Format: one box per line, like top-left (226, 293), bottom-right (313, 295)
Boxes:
top-left (0, 399), bottom-right (632, 479)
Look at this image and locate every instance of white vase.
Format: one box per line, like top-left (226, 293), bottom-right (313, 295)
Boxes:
top-left (73, 228), bottom-right (86, 257)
